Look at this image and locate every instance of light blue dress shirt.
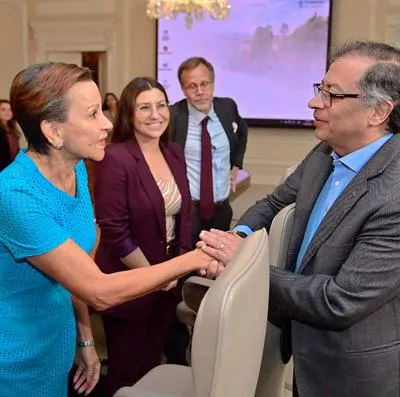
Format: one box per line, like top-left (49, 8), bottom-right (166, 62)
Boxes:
top-left (295, 133), bottom-right (393, 271)
top-left (184, 103), bottom-right (231, 202)
top-left (235, 134), bottom-right (393, 264)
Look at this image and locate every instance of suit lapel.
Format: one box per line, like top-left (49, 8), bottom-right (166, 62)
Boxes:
top-left (162, 146), bottom-right (185, 203)
top-left (162, 145), bottom-right (188, 238)
top-left (126, 139), bottom-right (166, 237)
top-left (297, 134), bottom-right (400, 273)
top-left (214, 99), bottom-right (232, 136)
top-left (286, 152), bottom-right (333, 269)
top-left (298, 177), bottom-right (367, 273)
top-left (214, 99), bottom-right (237, 160)
top-left (174, 102), bottom-right (189, 147)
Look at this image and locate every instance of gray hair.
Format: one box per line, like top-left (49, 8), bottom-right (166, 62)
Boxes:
top-left (177, 57), bottom-right (215, 86)
top-left (330, 41), bottom-right (400, 64)
top-left (358, 62), bottom-right (400, 133)
top-left (330, 41), bottom-right (400, 133)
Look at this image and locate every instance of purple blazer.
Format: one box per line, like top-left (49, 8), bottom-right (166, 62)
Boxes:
top-left (93, 139), bottom-right (193, 318)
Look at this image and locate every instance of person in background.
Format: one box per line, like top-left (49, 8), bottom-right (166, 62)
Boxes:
top-left (0, 63), bottom-right (214, 397)
top-left (102, 92), bottom-right (119, 142)
top-left (199, 41), bottom-right (400, 397)
top-left (171, 56), bottom-right (248, 246)
top-left (102, 92), bottom-right (118, 124)
top-left (0, 99), bottom-right (20, 164)
top-left (94, 76), bottom-right (194, 396)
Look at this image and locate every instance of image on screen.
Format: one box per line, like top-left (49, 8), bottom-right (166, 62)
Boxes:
top-left (157, 0), bottom-right (332, 127)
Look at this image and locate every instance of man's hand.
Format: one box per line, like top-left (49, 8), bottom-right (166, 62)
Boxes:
top-left (197, 229), bottom-right (244, 274)
top-left (230, 166), bottom-right (239, 193)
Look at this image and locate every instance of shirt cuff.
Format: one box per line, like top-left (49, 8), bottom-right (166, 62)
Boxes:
top-left (232, 224), bottom-right (253, 237)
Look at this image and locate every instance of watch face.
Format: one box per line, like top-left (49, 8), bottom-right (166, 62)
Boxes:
top-left (230, 231), bottom-right (247, 238)
top-left (229, 230), bottom-right (247, 238)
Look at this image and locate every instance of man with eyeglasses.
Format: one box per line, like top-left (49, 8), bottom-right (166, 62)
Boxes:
top-left (170, 56), bottom-right (248, 247)
top-left (199, 41), bottom-right (400, 397)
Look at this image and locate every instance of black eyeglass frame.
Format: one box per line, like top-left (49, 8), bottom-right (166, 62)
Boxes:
top-left (313, 83), bottom-right (361, 107)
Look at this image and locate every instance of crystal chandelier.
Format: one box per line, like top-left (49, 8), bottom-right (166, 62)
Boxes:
top-left (146, 0), bottom-right (231, 29)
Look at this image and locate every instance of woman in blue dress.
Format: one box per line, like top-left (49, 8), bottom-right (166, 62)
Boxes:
top-left (0, 62), bottom-right (215, 397)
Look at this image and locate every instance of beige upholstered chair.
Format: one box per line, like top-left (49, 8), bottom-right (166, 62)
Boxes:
top-left (176, 203), bottom-right (296, 397)
top-left (114, 229), bottom-right (270, 397)
top-left (254, 203), bottom-right (295, 397)
top-left (176, 277), bottom-right (211, 330)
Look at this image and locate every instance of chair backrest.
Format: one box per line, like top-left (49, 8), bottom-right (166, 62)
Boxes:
top-left (191, 229), bottom-right (270, 397)
top-left (279, 163), bottom-right (299, 184)
top-left (255, 203), bottom-right (295, 397)
top-left (268, 202), bottom-right (295, 268)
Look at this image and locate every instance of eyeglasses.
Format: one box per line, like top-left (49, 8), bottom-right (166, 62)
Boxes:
top-left (313, 83), bottom-right (362, 108)
top-left (184, 81), bottom-right (213, 93)
top-left (136, 101), bottom-right (169, 116)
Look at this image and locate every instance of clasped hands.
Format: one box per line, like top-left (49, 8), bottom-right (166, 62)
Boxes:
top-left (197, 229), bottom-right (244, 279)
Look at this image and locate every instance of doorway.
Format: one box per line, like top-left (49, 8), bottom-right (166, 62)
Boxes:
top-left (82, 52), bottom-right (107, 94)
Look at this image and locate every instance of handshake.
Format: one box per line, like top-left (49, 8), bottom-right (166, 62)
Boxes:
top-left (195, 229), bottom-right (245, 279)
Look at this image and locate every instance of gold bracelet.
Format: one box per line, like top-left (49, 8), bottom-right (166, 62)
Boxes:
top-left (77, 340), bottom-right (95, 347)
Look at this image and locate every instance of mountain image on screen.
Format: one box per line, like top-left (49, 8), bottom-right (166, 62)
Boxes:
top-left (157, 0), bottom-right (332, 128)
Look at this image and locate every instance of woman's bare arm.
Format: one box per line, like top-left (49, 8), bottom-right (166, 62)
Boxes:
top-left (28, 238), bottom-right (212, 311)
top-left (120, 247), bottom-right (151, 269)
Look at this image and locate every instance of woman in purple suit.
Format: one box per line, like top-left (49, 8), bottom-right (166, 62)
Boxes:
top-left (94, 77), bottom-right (193, 396)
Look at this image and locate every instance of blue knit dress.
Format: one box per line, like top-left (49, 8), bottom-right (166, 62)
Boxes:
top-left (0, 151), bottom-right (96, 397)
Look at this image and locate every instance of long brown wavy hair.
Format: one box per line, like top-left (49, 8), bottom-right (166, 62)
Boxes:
top-left (112, 77), bottom-right (170, 145)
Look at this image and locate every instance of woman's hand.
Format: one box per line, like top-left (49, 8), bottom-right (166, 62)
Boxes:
top-left (230, 166), bottom-right (239, 193)
top-left (73, 346), bottom-right (101, 395)
top-left (184, 248), bottom-right (223, 279)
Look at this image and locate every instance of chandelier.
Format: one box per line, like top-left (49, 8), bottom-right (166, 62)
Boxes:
top-left (146, 0), bottom-right (231, 29)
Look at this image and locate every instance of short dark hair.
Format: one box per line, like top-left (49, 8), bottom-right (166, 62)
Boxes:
top-left (177, 57), bottom-right (215, 86)
top-left (331, 41), bottom-right (400, 133)
top-left (10, 63), bottom-right (92, 154)
top-left (112, 77), bottom-right (171, 145)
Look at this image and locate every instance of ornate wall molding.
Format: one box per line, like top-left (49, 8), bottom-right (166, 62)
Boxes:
top-left (30, 19), bottom-right (117, 90)
top-left (35, 0), bottom-right (116, 17)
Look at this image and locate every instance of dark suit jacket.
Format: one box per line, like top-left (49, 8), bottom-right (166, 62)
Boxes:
top-left (93, 139), bottom-right (192, 318)
top-left (239, 134), bottom-right (400, 397)
top-left (170, 97), bottom-right (248, 169)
